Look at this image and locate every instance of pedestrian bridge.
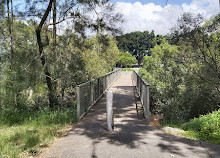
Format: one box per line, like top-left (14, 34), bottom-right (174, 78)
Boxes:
top-left (42, 69), bottom-right (220, 158)
top-left (75, 69), bottom-right (150, 123)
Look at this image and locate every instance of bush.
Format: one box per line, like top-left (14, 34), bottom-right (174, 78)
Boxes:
top-left (181, 109), bottom-right (220, 145)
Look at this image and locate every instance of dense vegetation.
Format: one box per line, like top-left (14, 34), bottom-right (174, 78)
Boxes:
top-left (180, 109), bottom-right (220, 145)
top-left (0, 20), bottom-right (120, 111)
top-left (139, 12), bottom-right (220, 122)
top-left (138, 12), bottom-right (220, 145)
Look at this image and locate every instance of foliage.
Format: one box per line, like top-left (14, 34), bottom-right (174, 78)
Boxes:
top-left (0, 20), bottom-right (43, 110)
top-left (81, 35), bottom-right (120, 79)
top-left (180, 109), bottom-right (220, 145)
top-left (116, 31), bottom-right (164, 65)
top-left (0, 0), bottom-right (123, 109)
top-left (140, 13), bottom-right (220, 121)
top-left (139, 40), bottom-right (189, 120)
top-left (0, 19), bottom-right (121, 109)
top-left (164, 109), bottom-right (220, 145)
top-left (116, 51), bottom-right (137, 68)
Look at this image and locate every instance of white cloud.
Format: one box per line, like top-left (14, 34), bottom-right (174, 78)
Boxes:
top-left (115, 0), bottom-right (219, 35)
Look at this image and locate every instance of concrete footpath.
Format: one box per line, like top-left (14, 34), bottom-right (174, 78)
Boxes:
top-left (41, 73), bottom-right (220, 158)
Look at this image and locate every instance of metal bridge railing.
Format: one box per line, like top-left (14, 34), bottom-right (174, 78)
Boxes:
top-left (76, 69), bottom-right (121, 120)
top-left (132, 70), bottom-right (150, 124)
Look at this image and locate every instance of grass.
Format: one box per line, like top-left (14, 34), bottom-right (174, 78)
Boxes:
top-left (162, 109), bottom-right (220, 145)
top-left (0, 107), bottom-right (77, 158)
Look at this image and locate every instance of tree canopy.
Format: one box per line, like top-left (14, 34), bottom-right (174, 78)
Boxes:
top-left (116, 51), bottom-right (137, 68)
top-left (116, 31), bottom-right (164, 65)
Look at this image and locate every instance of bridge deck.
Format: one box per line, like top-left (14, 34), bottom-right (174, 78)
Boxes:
top-left (41, 73), bottom-right (220, 158)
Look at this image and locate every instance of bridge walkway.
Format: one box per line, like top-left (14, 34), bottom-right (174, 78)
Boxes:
top-left (41, 72), bottom-right (220, 158)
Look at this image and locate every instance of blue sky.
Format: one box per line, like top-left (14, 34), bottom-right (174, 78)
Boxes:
top-left (111, 0), bottom-right (193, 7)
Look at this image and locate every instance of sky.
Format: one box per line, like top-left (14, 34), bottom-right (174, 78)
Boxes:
top-left (110, 0), bottom-right (220, 35)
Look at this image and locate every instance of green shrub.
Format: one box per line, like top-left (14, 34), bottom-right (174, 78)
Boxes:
top-left (181, 109), bottom-right (220, 144)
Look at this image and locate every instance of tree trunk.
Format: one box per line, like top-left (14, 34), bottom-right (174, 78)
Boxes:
top-left (7, 0), bottom-right (14, 59)
top-left (7, 0), bottom-right (16, 106)
top-left (10, 0), bottom-right (13, 53)
top-left (53, 0), bottom-right (57, 47)
top-left (36, 0), bottom-right (57, 109)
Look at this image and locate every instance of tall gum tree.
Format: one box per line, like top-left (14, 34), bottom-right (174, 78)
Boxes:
top-left (22, 0), bottom-right (123, 109)
top-left (35, 0), bottom-right (56, 109)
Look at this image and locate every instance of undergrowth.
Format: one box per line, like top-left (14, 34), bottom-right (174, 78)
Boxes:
top-left (163, 109), bottom-right (220, 145)
top-left (0, 107), bottom-right (77, 158)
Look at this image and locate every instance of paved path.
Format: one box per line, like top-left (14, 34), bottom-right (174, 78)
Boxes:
top-left (41, 73), bottom-right (220, 158)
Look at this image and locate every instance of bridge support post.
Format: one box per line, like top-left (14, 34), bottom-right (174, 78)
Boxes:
top-left (106, 90), bottom-right (114, 131)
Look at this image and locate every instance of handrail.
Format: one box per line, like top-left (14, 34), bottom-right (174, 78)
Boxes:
top-left (77, 69), bottom-right (120, 88)
top-left (76, 69), bottom-right (121, 120)
top-left (132, 70), bottom-right (150, 124)
top-left (133, 71), bottom-right (149, 86)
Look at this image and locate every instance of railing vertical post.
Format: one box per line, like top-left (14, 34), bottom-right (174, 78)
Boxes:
top-left (135, 72), bottom-right (137, 85)
top-left (103, 76), bottom-right (106, 91)
top-left (98, 78), bottom-right (100, 96)
top-left (107, 75), bottom-right (109, 88)
top-left (76, 86), bottom-right (81, 120)
top-left (141, 83), bottom-right (144, 107)
top-left (90, 81), bottom-right (93, 107)
top-left (146, 85), bottom-right (150, 124)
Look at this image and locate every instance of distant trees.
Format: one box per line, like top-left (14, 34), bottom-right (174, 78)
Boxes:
top-left (116, 31), bottom-right (164, 65)
top-left (116, 52), bottom-right (137, 68)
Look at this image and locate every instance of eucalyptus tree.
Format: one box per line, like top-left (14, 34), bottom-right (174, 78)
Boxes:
top-left (6, 0), bottom-right (14, 59)
top-left (14, 0), bottom-right (123, 109)
top-left (171, 12), bottom-right (220, 84)
top-left (170, 12), bottom-right (220, 117)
